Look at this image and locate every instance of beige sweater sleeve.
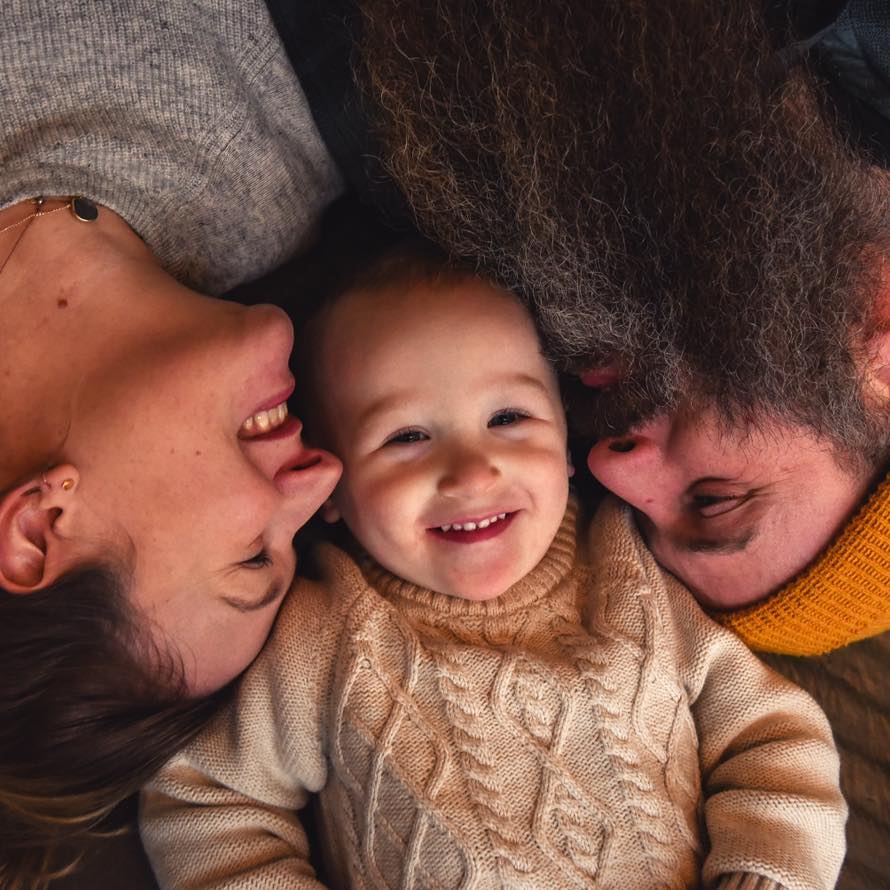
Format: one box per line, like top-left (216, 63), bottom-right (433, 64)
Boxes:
top-left (140, 562), bottom-right (360, 890)
top-left (594, 501), bottom-right (847, 890)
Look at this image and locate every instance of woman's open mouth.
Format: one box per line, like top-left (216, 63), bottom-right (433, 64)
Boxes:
top-left (239, 401), bottom-right (289, 437)
top-left (428, 511), bottom-right (517, 543)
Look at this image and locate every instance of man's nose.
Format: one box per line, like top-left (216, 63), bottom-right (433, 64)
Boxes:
top-left (585, 416), bottom-right (677, 515)
top-left (437, 444), bottom-right (501, 498)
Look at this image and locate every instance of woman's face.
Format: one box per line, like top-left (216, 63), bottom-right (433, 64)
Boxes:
top-left (585, 406), bottom-right (878, 611)
top-left (60, 282), bottom-right (341, 694)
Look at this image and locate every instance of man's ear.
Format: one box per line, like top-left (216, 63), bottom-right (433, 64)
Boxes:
top-left (0, 465), bottom-right (80, 592)
top-left (863, 259), bottom-right (890, 404)
top-left (320, 497), bottom-right (341, 524)
top-left (865, 326), bottom-right (890, 406)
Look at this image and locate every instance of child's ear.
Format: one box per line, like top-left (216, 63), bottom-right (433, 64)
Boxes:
top-left (321, 498), bottom-right (341, 524)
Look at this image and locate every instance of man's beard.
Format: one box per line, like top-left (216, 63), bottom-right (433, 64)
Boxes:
top-left (356, 0), bottom-right (890, 467)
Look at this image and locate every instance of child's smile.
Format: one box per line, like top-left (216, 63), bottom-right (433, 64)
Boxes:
top-left (312, 274), bottom-right (571, 601)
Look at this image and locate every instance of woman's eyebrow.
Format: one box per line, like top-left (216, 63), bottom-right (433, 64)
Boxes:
top-left (222, 581), bottom-right (283, 613)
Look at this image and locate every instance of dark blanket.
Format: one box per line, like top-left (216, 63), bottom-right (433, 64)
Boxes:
top-left (763, 632), bottom-right (890, 889)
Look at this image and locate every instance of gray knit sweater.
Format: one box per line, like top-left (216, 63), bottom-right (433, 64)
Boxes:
top-left (1, 0), bottom-right (344, 293)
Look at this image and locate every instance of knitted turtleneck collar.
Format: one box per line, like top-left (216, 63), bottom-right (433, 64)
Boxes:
top-left (360, 499), bottom-right (578, 624)
top-left (716, 472), bottom-right (890, 655)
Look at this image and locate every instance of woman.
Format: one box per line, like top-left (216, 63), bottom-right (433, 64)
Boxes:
top-left (0, 0), bottom-right (355, 883)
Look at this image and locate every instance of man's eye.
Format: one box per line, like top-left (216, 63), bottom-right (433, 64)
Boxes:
top-left (489, 409), bottom-right (529, 427)
top-left (385, 428), bottom-right (428, 445)
top-left (691, 494), bottom-right (746, 518)
top-left (241, 549), bottom-right (272, 569)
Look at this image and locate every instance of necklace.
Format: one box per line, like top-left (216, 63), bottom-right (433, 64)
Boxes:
top-left (0, 196), bottom-right (99, 277)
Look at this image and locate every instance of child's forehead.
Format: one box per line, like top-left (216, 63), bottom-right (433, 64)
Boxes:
top-left (323, 274), bottom-right (536, 350)
top-left (317, 277), bottom-right (551, 410)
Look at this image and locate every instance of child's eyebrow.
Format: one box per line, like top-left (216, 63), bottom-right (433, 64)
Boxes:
top-left (355, 391), bottom-right (416, 436)
top-left (355, 373), bottom-right (552, 435)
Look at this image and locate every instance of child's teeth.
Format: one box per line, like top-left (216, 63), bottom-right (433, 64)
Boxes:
top-left (439, 513), bottom-right (509, 533)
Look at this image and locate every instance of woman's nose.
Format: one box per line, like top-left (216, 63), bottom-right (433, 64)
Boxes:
top-left (437, 446), bottom-right (501, 498)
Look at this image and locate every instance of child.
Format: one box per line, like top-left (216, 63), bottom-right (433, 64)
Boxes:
top-left (142, 243), bottom-right (845, 890)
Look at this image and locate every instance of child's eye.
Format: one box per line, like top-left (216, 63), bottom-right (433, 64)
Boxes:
top-left (240, 549), bottom-right (272, 569)
top-left (385, 428), bottom-right (429, 445)
top-left (488, 409), bottom-right (529, 427)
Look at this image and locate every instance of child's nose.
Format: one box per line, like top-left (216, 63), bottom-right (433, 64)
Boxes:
top-left (437, 447), bottom-right (501, 498)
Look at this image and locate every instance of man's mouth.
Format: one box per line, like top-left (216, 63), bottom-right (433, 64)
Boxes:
top-left (578, 361), bottom-right (623, 390)
top-left (428, 511), bottom-right (517, 543)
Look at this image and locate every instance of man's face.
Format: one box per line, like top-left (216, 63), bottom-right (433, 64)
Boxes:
top-left (359, 0), bottom-right (890, 456)
top-left (317, 277), bottom-right (570, 601)
top-left (585, 405), bottom-right (880, 609)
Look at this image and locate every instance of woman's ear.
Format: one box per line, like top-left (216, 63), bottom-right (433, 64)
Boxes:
top-left (0, 465), bottom-right (80, 592)
top-left (320, 497), bottom-right (341, 524)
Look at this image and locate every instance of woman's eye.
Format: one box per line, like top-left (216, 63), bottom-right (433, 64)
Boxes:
top-left (241, 549), bottom-right (272, 569)
top-left (385, 428), bottom-right (428, 445)
top-left (489, 409), bottom-right (528, 427)
top-left (691, 494), bottom-right (746, 518)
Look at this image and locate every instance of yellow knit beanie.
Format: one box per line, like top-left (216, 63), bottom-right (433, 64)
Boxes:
top-left (715, 473), bottom-right (890, 655)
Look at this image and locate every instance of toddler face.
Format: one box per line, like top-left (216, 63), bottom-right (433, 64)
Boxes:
top-left (316, 276), bottom-right (570, 601)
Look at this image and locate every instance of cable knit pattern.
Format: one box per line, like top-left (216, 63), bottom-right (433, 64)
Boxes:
top-left (142, 499), bottom-right (845, 890)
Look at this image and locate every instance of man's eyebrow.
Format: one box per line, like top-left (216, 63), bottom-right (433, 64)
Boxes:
top-left (222, 581), bottom-right (282, 613)
top-left (679, 526), bottom-right (759, 554)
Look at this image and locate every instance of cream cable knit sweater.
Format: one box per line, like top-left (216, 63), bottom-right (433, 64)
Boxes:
top-left (141, 500), bottom-right (845, 889)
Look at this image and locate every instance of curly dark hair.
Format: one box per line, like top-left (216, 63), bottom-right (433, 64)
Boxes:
top-left (357, 0), bottom-right (890, 468)
top-left (0, 566), bottom-right (227, 889)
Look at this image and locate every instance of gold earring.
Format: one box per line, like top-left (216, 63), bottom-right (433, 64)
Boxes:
top-left (61, 479), bottom-right (74, 491)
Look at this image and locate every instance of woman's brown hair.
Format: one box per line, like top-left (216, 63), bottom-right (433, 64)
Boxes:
top-left (0, 565), bottom-right (228, 889)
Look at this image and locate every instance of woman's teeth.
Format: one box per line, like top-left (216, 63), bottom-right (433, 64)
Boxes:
top-left (240, 402), bottom-right (288, 436)
top-left (440, 513), bottom-right (507, 532)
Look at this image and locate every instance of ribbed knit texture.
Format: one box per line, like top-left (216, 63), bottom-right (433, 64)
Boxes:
top-left (718, 474), bottom-right (890, 655)
top-left (142, 499), bottom-right (845, 890)
top-left (1, 0), bottom-right (343, 293)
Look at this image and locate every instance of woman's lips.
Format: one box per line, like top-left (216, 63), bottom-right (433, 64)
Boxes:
top-left (274, 446), bottom-right (342, 490)
top-left (428, 511), bottom-right (517, 543)
top-left (253, 382), bottom-right (295, 414)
